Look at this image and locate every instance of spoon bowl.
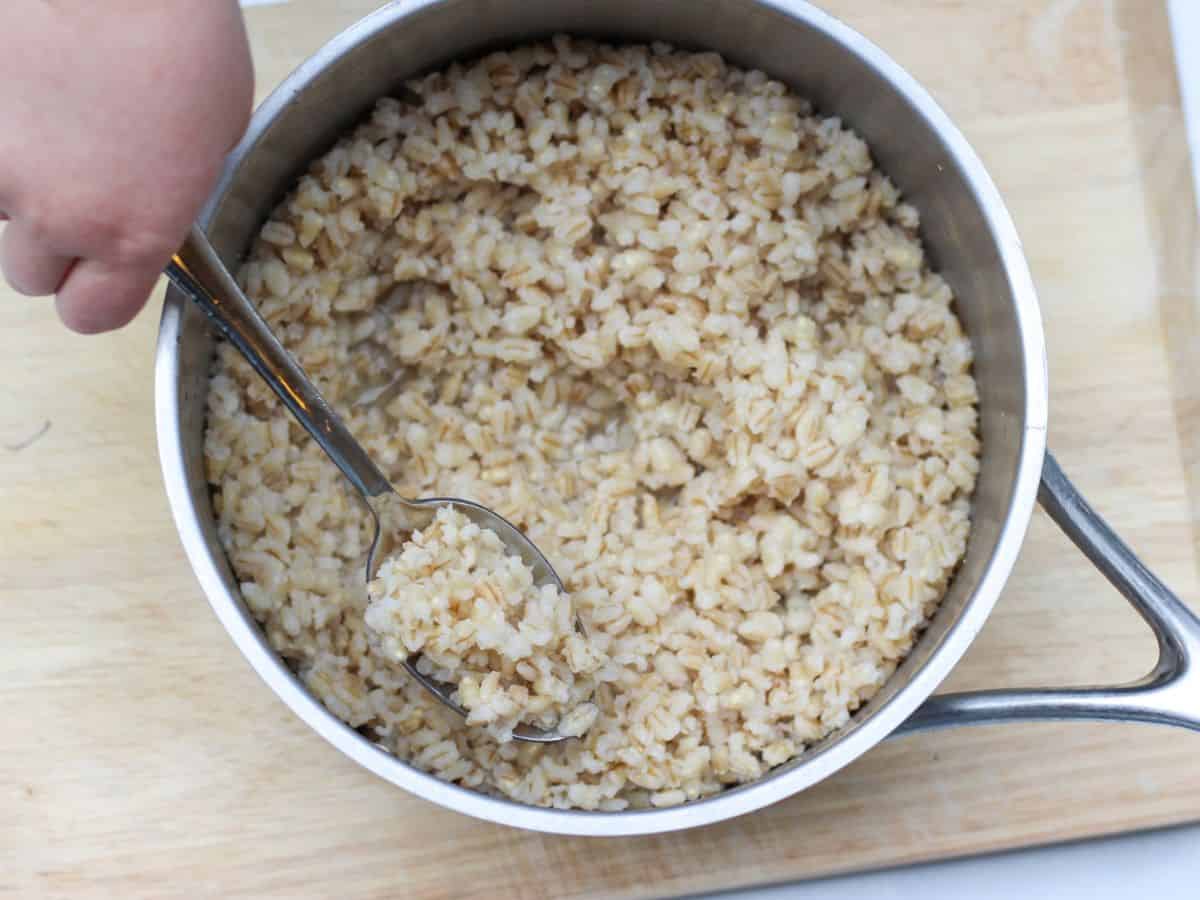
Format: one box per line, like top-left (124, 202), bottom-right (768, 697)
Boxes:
top-left (167, 224), bottom-right (582, 744)
top-left (368, 494), bottom-right (573, 744)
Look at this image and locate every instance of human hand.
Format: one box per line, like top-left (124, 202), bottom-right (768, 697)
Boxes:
top-left (0, 0), bottom-right (254, 333)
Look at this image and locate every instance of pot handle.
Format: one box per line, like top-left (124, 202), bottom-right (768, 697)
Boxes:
top-left (895, 451), bottom-right (1200, 736)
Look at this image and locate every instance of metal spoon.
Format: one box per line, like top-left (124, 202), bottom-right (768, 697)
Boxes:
top-left (166, 224), bottom-right (578, 743)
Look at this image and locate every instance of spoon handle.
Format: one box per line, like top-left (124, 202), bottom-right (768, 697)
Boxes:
top-left (167, 224), bottom-right (393, 500)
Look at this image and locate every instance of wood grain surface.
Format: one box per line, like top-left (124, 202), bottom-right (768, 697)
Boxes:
top-left (3, 1), bottom-right (1199, 897)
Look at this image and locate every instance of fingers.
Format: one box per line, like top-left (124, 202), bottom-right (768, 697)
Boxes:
top-left (1, 219), bottom-right (163, 332)
top-left (54, 257), bottom-right (161, 334)
top-left (0, 219), bottom-right (76, 296)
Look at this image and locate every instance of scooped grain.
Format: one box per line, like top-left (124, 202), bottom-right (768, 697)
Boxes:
top-left (365, 505), bottom-right (600, 743)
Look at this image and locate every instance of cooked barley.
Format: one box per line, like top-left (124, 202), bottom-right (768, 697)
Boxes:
top-left (205, 37), bottom-right (980, 811)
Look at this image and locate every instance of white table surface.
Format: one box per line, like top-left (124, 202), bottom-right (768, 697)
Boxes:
top-left (710, 1), bottom-right (1200, 895)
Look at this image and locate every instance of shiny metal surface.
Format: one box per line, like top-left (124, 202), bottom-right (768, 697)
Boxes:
top-left (152, 0), bottom-right (1194, 836)
top-left (169, 226), bottom-right (397, 501)
top-left (165, 226), bottom-right (575, 743)
top-left (897, 452), bottom-right (1200, 734)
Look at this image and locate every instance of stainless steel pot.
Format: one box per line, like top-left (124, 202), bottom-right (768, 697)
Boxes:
top-left (154, 0), bottom-right (1200, 836)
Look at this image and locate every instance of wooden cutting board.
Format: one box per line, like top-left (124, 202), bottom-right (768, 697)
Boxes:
top-left (4, 1), bottom-right (1199, 897)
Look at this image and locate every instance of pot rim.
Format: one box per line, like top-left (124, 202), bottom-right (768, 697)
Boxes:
top-left (154, 0), bottom-right (1049, 836)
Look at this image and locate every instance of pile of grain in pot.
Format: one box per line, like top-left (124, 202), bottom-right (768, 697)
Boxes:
top-left (205, 36), bottom-right (980, 811)
top-left (365, 504), bottom-right (602, 743)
